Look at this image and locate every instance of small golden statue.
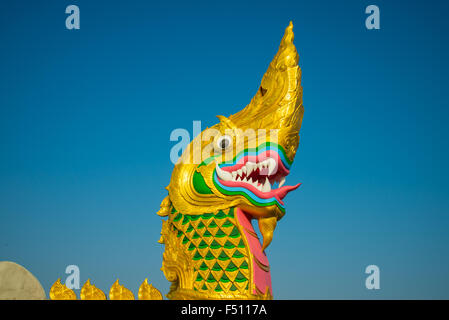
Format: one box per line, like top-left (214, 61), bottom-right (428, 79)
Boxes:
top-left (50, 278), bottom-right (162, 300)
top-left (49, 279), bottom-right (77, 300)
top-left (138, 279), bottom-right (163, 300)
top-left (80, 279), bottom-right (106, 300)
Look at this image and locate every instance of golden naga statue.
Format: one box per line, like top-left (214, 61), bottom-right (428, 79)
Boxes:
top-left (157, 21), bottom-right (304, 300)
top-left (50, 22), bottom-right (303, 300)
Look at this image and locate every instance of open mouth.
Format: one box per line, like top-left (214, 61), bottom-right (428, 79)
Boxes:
top-left (214, 150), bottom-right (300, 206)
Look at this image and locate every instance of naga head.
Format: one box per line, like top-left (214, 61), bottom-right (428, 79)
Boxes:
top-left (164, 22), bottom-right (304, 252)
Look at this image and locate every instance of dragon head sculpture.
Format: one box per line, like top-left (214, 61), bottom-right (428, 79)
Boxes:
top-left (158, 22), bottom-right (304, 300)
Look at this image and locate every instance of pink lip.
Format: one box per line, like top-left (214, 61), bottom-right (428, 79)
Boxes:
top-left (218, 179), bottom-right (301, 205)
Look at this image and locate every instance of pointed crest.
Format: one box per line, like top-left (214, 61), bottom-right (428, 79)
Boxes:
top-left (229, 22), bottom-right (304, 132)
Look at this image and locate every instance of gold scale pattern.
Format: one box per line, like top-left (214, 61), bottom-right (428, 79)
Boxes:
top-left (166, 206), bottom-right (251, 295)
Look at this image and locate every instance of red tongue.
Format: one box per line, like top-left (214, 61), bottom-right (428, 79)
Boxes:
top-left (276, 183), bottom-right (301, 200)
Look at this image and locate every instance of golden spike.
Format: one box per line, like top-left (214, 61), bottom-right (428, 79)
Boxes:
top-left (49, 278), bottom-right (77, 300)
top-left (263, 286), bottom-right (272, 299)
top-left (258, 216), bottom-right (277, 251)
top-left (109, 279), bottom-right (135, 300)
top-left (138, 278), bottom-right (163, 300)
top-left (80, 279), bottom-right (106, 300)
top-left (157, 195), bottom-right (171, 217)
top-left (216, 115), bottom-right (237, 129)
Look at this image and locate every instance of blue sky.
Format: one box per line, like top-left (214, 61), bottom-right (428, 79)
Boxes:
top-left (1, 0), bottom-right (448, 299)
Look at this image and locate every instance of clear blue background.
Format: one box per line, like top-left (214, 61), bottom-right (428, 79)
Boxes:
top-left (1, 0), bottom-right (448, 299)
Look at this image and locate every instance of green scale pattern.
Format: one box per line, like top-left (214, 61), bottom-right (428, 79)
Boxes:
top-left (168, 206), bottom-right (250, 294)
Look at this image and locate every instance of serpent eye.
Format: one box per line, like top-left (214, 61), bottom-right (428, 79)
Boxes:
top-left (215, 135), bottom-right (232, 152)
